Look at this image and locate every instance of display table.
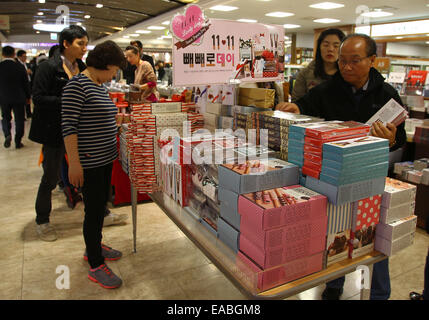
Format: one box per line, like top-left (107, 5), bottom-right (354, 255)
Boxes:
top-left (130, 187), bottom-right (387, 300)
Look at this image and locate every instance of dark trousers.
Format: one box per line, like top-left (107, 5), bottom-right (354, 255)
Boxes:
top-left (326, 259), bottom-right (391, 300)
top-left (82, 162), bottom-right (113, 269)
top-left (1, 103), bottom-right (25, 144)
top-left (25, 103), bottom-right (32, 118)
top-left (35, 144), bottom-right (65, 225)
top-left (424, 248), bottom-right (429, 300)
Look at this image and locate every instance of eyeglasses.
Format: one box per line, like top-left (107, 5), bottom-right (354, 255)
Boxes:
top-left (338, 56), bottom-right (370, 66)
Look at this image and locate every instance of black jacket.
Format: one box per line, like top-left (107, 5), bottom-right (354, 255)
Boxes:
top-left (296, 68), bottom-right (406, 151)
top-left (29, 48), bottom-right (86, 147)
top-left (0, 59), bottom-right (30, 106)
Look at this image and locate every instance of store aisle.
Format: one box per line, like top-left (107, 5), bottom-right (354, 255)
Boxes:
top-left (0, 121), bottom-right (428, 300)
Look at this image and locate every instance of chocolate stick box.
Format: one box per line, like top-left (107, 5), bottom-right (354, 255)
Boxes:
top-left (304, 121), bottom-right (370, 140)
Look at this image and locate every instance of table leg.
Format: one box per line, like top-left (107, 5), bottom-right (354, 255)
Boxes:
top-left (131, 184), bottom-right (137, 253)
top-left (360, 264), bottom-right (373, 300)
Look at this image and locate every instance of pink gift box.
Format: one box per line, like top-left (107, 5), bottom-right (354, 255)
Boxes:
top-left (238, 185), bottom-right (327, 230)
top-left (236, 251), bottom-right (324, 292)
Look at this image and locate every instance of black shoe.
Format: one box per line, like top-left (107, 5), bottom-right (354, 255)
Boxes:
top-left (15, 142), bottom-right (24, 149)
top-left (4, 136), bottom-right (11, 148)
top-left (322, 287), bottom-right (344, 300)
top-left (410, 291), bottom-right (424, 300)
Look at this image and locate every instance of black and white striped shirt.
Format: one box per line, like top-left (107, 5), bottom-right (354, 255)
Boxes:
top-left (62, 74), bottom-right (118, 169)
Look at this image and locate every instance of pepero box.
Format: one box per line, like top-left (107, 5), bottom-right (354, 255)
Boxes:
top-left (218, 159), bottom-right (299, 194)
top-left (305, 121), bottom-right (370, 140)
top-left (305, 176), bottom-right (386, 206)
top-left (238, 185), bottom-right (327, 230)
top-left (236, 250), bottom-right (324, 292)
top-left (376, 215), bottom-right (417, 242)
top-left (218, 188), bottom-right (241, 230)
top-left (380, 202), bottom-right (415, 224)
top-left (327, 202), bottom-right (353, 235)
top-left (321, 162), bottom-right (389, 179)
top-left (322, 136), bottom-right (388, 155)
top-left (326, 230), bottom-right (351, 266)
top-left (319, 163), bottom-right (388, 186)
top-left (289, 121), bottom-right (338, 136)
top-left (382, 178), bottom-right (417, 209)
top-left (349, 226), bottom-right (377, 259)
top-left (322, 153), bottom-right (389, 172)
top-left (206, 102), bottom-right (233, 116)
top-left (375, 232), bottom-right (415, 256)
top-left (217, 217), bottom-right (240, 253)
top-left (322, 147), bottom-right (389, 163)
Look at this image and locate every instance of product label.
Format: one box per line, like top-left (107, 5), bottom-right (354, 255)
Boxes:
top-left (151, 102), bottom-right (182, 114)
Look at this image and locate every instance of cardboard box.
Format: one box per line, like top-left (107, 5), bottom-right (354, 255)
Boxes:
top-left (322, 136), bottom-right (389, 155)
top-left (221, 84), bottom-right (236, 106)
top-left (352, 195), bottom-right (382, 231)
top-left (304, 133), bottom-right (368, 148)
top-left (323, 147), bottom-right (389, 163)
top-left (238, 185), bottom-right (327, 230)
top-left (218, 188), bottom-right (241, 230)
top-left (239, 232), bottom-right (326, 269)
top-left (382, 177), bottom-right (417, 208)
top-left (149, 102), bottom-right (182, 114)
top-left (322, 153), bottom-right (389, 172)
top-left (305, 121), bottom-right (370, 140)
top-left (231, 105), bottom-right (268, 115)
top-left (203, 112), bottom-right (219, 128)
top-left (218, 158), bottom-right (299, 194)
top-left (393, 161), bottom-right (414, 175)
top-left (422, 169), bottom-right (429, 185)
top-left (326, 230), bottom-right (351, 266)
top-left (376, 215), bottom-right (417, 241)
top-left (407, 170), bottom-right (423, 184)
top-left (217, 217), bottom-right (240, 253)
top-left (305, 176), bottom-right (386, 206)
top-left (380, 202), bottom-right (415, 224)
top-left (218, 116), bottom-right (234, 129)
top-left (238, 87), bottom-right (275, 108)
top-left (319, 163), bottom-right (388, 186)
top-left (206, 102), bottom-right (233, 116)
top-left (321, 162), bottom-right (389, 180)
top-left (327, 202), bottom-right (353, 235)
top-left (413, 158), bottom-right (429, 171)
top-left (375, 232), bottom-right (415, 256)
top-left (236, 250), bottom-right (324, 292)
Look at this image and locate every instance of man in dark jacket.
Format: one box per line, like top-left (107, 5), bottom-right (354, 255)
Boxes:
top-left (277, 34), bottom-right (406, 300)
top-left (29, 25), bottom-right (88, 241)
top-left (0, 46), bottom-right (30, 149)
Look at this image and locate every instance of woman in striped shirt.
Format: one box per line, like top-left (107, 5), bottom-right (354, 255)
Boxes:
top-left (62, 40), bottom-right (127, 289)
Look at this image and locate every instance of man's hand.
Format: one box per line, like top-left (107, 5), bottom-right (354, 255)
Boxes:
top-left (275, 102), bottom-right (301, 114)
top-left (68, 161), bottom-right (84, 188)
top-left (371, 122), bottom-right (397, 147)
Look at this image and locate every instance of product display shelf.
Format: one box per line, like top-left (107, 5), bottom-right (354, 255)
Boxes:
top-left (129, 187), bottom-right (386, 300)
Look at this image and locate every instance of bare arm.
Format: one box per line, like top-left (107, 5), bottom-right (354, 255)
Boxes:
top-left (64, 134), bottom-right (84, 188)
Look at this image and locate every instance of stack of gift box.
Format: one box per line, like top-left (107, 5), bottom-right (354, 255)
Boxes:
top-left (375, 178), bottom-right (417, 256)
top-left (393, 159), bottom-right (429, 185)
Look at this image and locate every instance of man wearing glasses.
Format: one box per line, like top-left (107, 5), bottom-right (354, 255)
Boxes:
top-left (276, 34), bottom-right (406, 300)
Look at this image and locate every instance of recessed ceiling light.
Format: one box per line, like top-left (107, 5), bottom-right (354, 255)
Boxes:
top-left (266, 12), bottom-right (295, 18)
top-left (136, 30), bottom-right (151, 34)
top-left (309, 2), bottom-right (344, 10)
top-left (96, 3), bottom-right (103, 8)
top-left (161, 20), bottom-right (170, 25)
top-left (123, 36), bottom-right (130, 39)
top-left (426, 41), bottom-right (429, 44)
top-left (38, 0), bottom-right (45, 3)
top-left (84, 15), bottom-right (91, 19)
top-left (361, 10), bottom-right (393, 18)
top-left (37, 20), bottom-right (42, 23)
top-left (148, 26), bottom-right (165, 30)
top-left (284, 36), bottom-right (289, 40)
top-left (283, 24), bottom-right (301, 29)
top-left (36, 31), bottom-right (40, 34)
top-left (209, 5), bottom-right (239, 12)
top-left (77, 22), bottom-right (82, 26)
top-left (237, 19), bottom-right (258, 23)
top-left (37, 12), bottom-right (44, 16)
top-left (129, 34), bottom-right (140, 37)
top-left (395, 36), bottom-right (404, 39)
top-left (313, 18), bottom-right (340, 23)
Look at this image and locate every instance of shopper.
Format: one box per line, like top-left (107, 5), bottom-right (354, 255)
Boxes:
top-left (276, 34), bottom-right (407, 300)
top-left (62, 40), bottom-right (127, 289)
top-left (30, 25), bottom-right (88, 241)
top-left (0, 46), bottom-right (31, 149)
top-left (125, 45), bottom-right (159, 102)
top-left (155, 60), bottom-right (166, 82)
top-left (291, 28), bottom-right (345, 102)
top-left (409, 248), bottom-right (429, 300)
top-left (16, 49), bottom-right (33, 119)
top-left (130, 40), bottom-right (156, 72)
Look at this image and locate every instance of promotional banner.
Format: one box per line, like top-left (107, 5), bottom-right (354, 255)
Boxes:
top-left (171, 5), bottom-right (285, 86)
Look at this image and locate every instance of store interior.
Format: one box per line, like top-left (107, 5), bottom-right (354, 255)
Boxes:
top-left (0, 0), bottom-right (429, 301)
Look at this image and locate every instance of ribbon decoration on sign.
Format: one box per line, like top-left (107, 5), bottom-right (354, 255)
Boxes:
top-left (174, 23), bottom-right (211, 49)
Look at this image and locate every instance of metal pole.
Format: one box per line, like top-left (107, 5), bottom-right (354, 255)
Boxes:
top-left (131, 183), bottom-right (137, 253)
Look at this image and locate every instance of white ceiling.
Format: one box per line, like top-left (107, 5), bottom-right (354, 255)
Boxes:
top-left (99, 0), bottom-right (429, 48)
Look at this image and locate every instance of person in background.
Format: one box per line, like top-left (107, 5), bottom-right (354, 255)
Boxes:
top-left (164, 62), bottom-right (173, 86)
top-left (16, 49), bottom-right (33, 119)
top-left (130, 40), bottom-right (156, 73)
top-left (155, 60), bottom-right (166, 82)
top-left (291, 28), bottom-right (345, 103)
top-left (62, 40), bottom-right (127, 289)
top-left (276, 34), bottom-right (406, 300)
top-left (410, 248), bottom-right (429, 300)
top-left (0, 46), bottom-right (30, 149)
top-left (125, 45), bottom-right (159, 102)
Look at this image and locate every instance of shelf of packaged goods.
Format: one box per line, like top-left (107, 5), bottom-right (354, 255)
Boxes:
top-left (128, 189), bottom-right (387, 300)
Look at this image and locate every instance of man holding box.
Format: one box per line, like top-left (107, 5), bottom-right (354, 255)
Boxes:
top-left (276, 34), bottom-right (406, 300)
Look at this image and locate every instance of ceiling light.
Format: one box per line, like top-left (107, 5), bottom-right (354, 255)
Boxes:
top-left (237, 19), bottom-right (258, 23)
top-left (284, 36), bottom-right (289, 40)
top-left (36, 31), bottom-right (40, 34)
top-left (122, 35), bottom-right (129, 39)
top-left (161, 21), bottom-right (170, 25)
top-left (77, 22), bottom-right (82, 26)
top-left (266, 12), bottom-right (295, 18)
top-left (283, 24), bottom-right (301, 29)
top-left (148, 26), bottom-right (165, 30)
top-left (96, 4), bottom-right (103, 8)
top-left (38, 0), bottom-right (45, 3)
top-left (33, 23), bottom-right (68, 33)
top-left (129, 34), bottom-right (140, 37)
top-left (84, 15), bottom-right (91, 19)
top-left (210, 5), bottom-right (239, 12)
top-left (361, 10), bottom-right (393, 18)
top-left (426, 41), bottom-right (429, 44)
top-left (136, 30), bottom-right (151, 34)
top-left (37, 12), bottom-right (44, 16)
top-left (309, 2), bottom-right (344, 10)
top-left (313, 18), bottom-right (341, 23)
top-left (37, 20), bottom-right (42, 23)
top-left (395, 36), bottom-right (404, 39)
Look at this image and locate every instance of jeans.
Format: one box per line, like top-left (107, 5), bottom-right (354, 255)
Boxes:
top-left (82, 162), bottom-right (113, 269)
top-left (326, 259), bottom-right (391, 300)
top-left (424, 248), bottom-right (429, 300)
top-left (35, 144), bottom-right (65, 225)
top-left (1, 103), bottom-right (25, 144)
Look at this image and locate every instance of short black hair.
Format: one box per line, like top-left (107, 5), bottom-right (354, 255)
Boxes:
top-left (86, 40), bottom-right (127, 70)
top-left (17, 50), bottom-right (27, 57)
top-left (59, 25), bottom-right (88, 53)
top-left (2, 46), bottom-right (15, 57)
top-left (49, 45), bottom-right (60, 58)
top-left (125, 45), bottom-right (139, 55)
top-left (341, 33), bottom-right (377, 57)
top-left (314, 28), bottom-right (346, 79)
top-left (130, 40), bottom-right (143, 50)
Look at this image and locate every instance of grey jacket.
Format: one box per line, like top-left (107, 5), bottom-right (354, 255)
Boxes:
top-left (291, 60), bottom-right (328, 103)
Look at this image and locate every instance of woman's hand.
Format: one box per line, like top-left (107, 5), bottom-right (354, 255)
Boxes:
top-left (68, 161), bottom-right (84, 188)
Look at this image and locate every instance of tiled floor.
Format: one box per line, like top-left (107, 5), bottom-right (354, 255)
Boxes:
top-left (0, 121), bottom-right (428, 300)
